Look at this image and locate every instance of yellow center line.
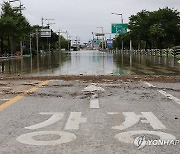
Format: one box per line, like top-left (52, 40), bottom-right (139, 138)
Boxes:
top-left (0, 80), bottom-right (49, 111)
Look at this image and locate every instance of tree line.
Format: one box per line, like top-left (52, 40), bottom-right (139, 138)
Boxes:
top-left (113, 7), bottom-right (180, 51)
top-left (0, 2), bottom-right (69, 56)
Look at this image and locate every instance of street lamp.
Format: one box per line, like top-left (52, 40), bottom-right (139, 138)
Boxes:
top-left (111, 13), bottom-right (124, 51)
top-left (97, 27), bottom-right (104, 50)
top-left (111, 13), bottom-right (123, 24)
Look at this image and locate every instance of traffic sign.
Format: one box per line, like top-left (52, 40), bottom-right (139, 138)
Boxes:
top-left (40, 29), bottom-right (51, 37)
top-left (106, 39), bottom-right (113, 48)
top-left (95, 33), bottom-right (105, 36)
top-left (111, 24), bottom-right (128, 34)
top-left (92, 39), bottom-right (101, 45)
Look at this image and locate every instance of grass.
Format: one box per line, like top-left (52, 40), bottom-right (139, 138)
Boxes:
top-left (175, 55), bottom-right (180, 60)
top-left (155, 51), bottom-right (180, 59)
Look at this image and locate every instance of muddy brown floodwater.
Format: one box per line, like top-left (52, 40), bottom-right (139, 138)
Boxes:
top-left (0, 50), bottom-right (179, 76)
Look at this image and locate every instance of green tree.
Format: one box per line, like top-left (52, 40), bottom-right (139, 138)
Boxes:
top-left (125, 7), bottom-right (180, 51)
top-left (149, 7), bottom-right (180, 49)
top-left (0, 2), bottom-right (30, 55)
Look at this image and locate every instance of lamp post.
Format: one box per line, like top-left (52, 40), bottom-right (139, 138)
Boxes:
top-left (111, 13), bottom-right (123, 24)
top-left (97, 27), bottom-right (104, 50)
top-left (111, 13), bottom-right (124, 51)
top-left (66, 31), bottom-right (70, 51)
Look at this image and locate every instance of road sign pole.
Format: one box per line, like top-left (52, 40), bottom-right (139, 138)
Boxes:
top-left (130, 40), bottom-right (132, 51)
top-left (122, 41), bottom-right (124, 51)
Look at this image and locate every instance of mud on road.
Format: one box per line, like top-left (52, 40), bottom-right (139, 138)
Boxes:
top-left (0, 75), bottom-right (180, 83)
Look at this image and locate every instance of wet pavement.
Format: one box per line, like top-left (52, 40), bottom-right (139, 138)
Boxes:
top-left (0, 50), bottom-right (179, 76)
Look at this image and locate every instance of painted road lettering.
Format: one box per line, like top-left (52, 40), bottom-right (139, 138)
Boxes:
top-left (65, 112), bottom-right (87, 130)
top-left (115, 131), bottom-right (176, 144)
top-left (111, 112), bottom-right (166, 130)
top-left (17, 111), bottom-right (176, 147)
top-left (17, 112), bottom-right (87, 146)
top-left (17, 131), bottom-right (76, 146)
top-left (25, 112), bottom-right (64, 130)
top-left (109, 112), bottom-right (176, 146)
top-left (90, 99), bottom-right (100, 109)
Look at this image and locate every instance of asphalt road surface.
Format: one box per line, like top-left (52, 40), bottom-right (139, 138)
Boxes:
top-left (0, 79), bottom-right (179, 154)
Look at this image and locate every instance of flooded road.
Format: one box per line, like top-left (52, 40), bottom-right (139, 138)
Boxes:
top-left (0, 50), bottom-right (179, 76)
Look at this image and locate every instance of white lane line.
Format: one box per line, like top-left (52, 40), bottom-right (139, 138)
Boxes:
top-left (143, 81), bottom-right (156, 88)
top-left (143, 82), bottom-right (180, 105)
top-left (0, 87), bottom-right (11, 89)
top-left (158, 90), bottom-right (180, 105)
top-left (90, 99), bottom-right (100, 109)
top-left (0, 99), bottom-right (10, 101)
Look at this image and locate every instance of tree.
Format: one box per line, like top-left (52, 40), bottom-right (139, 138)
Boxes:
top-left (149, 7), bottom-right (180, 48)
top-left (126, 7), bottom-right (180, 51)
top-left (0, 2), bottom-right (30, 55)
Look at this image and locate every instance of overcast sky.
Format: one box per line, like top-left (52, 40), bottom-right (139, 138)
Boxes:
top-left (1, 0), bottom-right (180, 42)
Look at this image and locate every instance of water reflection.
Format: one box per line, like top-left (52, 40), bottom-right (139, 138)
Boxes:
top-left (0, 50), bottom-right (179, 76)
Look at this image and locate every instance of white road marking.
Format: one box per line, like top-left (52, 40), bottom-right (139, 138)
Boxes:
top-left (65, 112), bottom-right (87, 130)
top-left (90, 99), bottom-right (100, 109)
top-left (140, 112), bottom-right (166, 130)
top-left (91, 94), bottom-right (98, 99)
top-left (107, 112), bottom-right (119, 115)
top-left (143, 81), bottom-right (156, 88)
top-left (0, 99), bottom-right (10, 101)
top-left (144, 82), bottom-right (180, 105)
top-left (112, 112), bottom-right (166, 130)
top-left (158, 90), bottom-right (180, 105)
top-left (112, 112), bottom-right (139, 130)
top-left (0, 87), bottom-right (11, 89)
top-left (25, 112), bottom-right (64, 130)
top-left (83, 84), bottom-right (105, 92)
top-left (17, 131), bottom-right (76, 145)
top-left (115, 130), bottom-right (176, 144)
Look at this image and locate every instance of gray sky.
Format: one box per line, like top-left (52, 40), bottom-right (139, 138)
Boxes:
top-left (1, 0), bottom-right (180, 42)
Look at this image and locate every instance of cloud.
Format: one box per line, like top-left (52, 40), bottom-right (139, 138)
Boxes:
top-left (2, 0), bottom-right (179, 42)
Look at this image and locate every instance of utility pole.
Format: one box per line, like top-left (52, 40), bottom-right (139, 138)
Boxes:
top-left (47, 22), bottom-right (55, 52)
top-left (57, 29), bottom-right (61, 51)
top-left (97, 27), bottom-right (104, 50)
top-left (41, 18), bottom-right (54, 27)
top-left (36, 30), bottom-right (39, 54)
top-left (29, 34), bottom-right (32, 56)
top-left (76, 37), bottom-right (78, 51)
top-left (9, 0), bottom-right (25, 55)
